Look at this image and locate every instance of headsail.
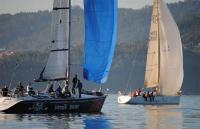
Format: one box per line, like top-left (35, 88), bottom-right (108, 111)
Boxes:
top-left (144, 0), bottom-right (159, 88)
top-left (37, 0), bottom-right (70, 81)
top-left (83, 0), bottom-right (118, 83)
top-left (159, 0), bottom-right (183, 95)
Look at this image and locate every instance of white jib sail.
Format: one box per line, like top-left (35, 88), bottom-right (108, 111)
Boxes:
top-left (159, 0), bottom-right (184, 96)
top-left (144, 0), bottom-right (159, 88)
top-left (43, 0), bottom-right (70, 80)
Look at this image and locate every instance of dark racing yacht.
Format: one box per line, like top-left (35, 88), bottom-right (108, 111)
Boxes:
top-left (0, 0), bottom-right (118, 113)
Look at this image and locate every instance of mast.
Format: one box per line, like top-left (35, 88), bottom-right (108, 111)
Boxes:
top-left (157, 0), bottom-right (161, 95)
top-left (68, 0), bottom-right (71, 85)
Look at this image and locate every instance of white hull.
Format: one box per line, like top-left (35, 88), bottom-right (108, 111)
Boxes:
top-left (118, 95), bottom-right (180, 105)
top-left (117, 95), bottom-right (131, 104)
top-left (0, 96), bottom-right (28, 111)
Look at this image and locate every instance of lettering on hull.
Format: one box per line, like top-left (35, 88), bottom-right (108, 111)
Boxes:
top-left (29, 102), bottom-right (48, 112)
top-left (54, 104), bottom-right (80, 111)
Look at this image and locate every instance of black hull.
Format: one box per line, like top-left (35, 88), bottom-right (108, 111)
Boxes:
top-left (2, 96), bottom-right (106, 113)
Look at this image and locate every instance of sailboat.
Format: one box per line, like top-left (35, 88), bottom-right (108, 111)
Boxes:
top-left (118, 0), bottom-right (183, 105)
top-left (0, 0), bottom-right (118, 113)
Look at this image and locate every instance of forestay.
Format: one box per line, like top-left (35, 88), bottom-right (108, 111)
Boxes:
top-left (83, 0), bottom-right (118, 83)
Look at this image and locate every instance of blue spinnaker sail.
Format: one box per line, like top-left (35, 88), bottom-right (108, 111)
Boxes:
top-left (83, 0), bottom-right (118, 83)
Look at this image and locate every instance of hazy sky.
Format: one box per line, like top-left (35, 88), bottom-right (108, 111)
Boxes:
top-left (0, 0), bottom-right (184, 14)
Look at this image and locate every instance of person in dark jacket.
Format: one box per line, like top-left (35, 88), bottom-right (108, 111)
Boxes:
top-left (56, 85), bottom-right (62, 97)
top-left (48, 84), bottom-right (54, 93)
top-left (72, 74), bottom-right (78, 94)
top-left (18, 82), bottom-right (25, 96)
top-left (77, 80), bottom-right (82, 98)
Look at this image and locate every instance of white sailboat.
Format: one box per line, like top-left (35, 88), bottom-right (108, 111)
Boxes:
top-left (118, 0), bottom-right (184, 105)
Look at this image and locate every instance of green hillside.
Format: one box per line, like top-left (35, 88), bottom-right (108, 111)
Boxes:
top-left (0, 1), bottom-right (200, 52)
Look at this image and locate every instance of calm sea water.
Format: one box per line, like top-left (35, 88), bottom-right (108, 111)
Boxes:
top-left (0, 95), bottom-right (200, 129)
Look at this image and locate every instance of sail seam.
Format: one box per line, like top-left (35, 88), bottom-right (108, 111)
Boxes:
top-left (51, 49), bottom-right (69, 52)
top-left (53, 7), bottom-right (69, 10)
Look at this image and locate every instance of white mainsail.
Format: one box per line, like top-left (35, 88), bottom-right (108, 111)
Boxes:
top-left (42, 0), bottom-right (70, 80)
top-left (144, 0), bottom-right (159, 88)
top-left (159, 0), bottom-right (183, 96)
top-left (145, 0), bottom-right (183, 96)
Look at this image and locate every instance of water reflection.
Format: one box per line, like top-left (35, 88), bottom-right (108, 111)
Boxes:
top-left (1, 95), bottom-right (200, 129)
top-left (44, 113), bottom-right (72, 129)
top-left (0, 113), bottom-right (111, 129)
top-left (0, 113), bottom-right (27, 121)
top-left (145, 105), bottom-right (183, 129)
top-left (84, 117), bottom-right (111, 129)
top-left (0, 113), bottom-right (78, 129)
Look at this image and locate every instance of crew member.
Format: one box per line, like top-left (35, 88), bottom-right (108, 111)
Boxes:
top-left (1, 85), bottom-right (9, 97)
top-left (77, 80), bottom-right (82, 98)
top-left (72, 74), bottom-right (78, 94)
